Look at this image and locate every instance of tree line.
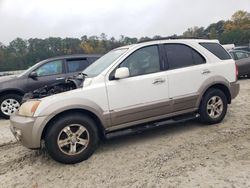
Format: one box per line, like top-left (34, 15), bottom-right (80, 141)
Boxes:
top-left (0, 10), bottom-right (249, 72)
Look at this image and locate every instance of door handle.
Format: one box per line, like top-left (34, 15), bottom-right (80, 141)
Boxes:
top-left (56, 77), bottom-right (65, 80)
top-left (152, 78), bottom-right (165, 84)
top-left (202, 69), bottom-right (211, 74)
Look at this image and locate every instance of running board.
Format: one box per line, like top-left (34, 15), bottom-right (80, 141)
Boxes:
top-left (105, 113), bottom-right (200, 139)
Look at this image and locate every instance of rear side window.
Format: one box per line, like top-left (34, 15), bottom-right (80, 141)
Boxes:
top-left (66, 58), bottom-right (89, 73)
top-left (164, 44), bottom-right (205, 70)
top-left (200, 42), bottom-right (231, 60)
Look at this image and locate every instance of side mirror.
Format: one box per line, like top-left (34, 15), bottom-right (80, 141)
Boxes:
top-left (29, 71), bottom-right (38, 79)
top-left (114, 67), bottom-right (130, 79)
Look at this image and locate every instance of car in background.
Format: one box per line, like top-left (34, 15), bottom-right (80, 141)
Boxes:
top-left (229, 50), bottom-right (250, 78)
top-left (0, 72), bottom-right (13, 77)
top-left (233, 46), bottom-right (250, 52)
top-left (0, 54), bottom-right (101, 119)
top-left (222, 44), bottom-right (235, 51)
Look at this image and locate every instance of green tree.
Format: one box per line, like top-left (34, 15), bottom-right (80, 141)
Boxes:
top-left (208, 27), bottom-right (218, 39)
top-left (0, 10), bottom-right (249, 72)
top-left (183, 26), bottom-right (206, 38)
top-left (205, 20), bottom-right (225, 38)
top-left (8, 38), bottom-right (28, 69)
top-left (221, 10), bottom-right (250, 44)
top-left (80, 41), bottom-right (94, 54)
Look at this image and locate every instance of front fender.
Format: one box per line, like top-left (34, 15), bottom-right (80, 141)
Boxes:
top-left (31, 98), bottom-right (110, 147)
top-left (35, 97), bottom-right (108, 125)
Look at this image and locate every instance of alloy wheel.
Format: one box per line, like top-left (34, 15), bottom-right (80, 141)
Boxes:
top-left (207, 96), bottom-right (223, 119)
top-left (1, 98), bottom-right (20, 116)
top-left (57, 124), bottom-right (90, 155)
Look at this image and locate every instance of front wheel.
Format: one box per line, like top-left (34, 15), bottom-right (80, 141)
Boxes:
top-left (199, 89), bottom-right (228, 125)
top-left (45, 114), bottom-right (99, 164)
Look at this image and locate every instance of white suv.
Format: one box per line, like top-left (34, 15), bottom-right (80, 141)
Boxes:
top-left (10, 39), bottom-right (239, 164)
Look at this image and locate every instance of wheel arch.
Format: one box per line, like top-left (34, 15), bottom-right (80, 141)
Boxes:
top-left (41, 108), bottom-right (106, 141)
top-left (198, 82), bottom-right (231, 107)
top-left (0, 89), bottom-right (25, 97)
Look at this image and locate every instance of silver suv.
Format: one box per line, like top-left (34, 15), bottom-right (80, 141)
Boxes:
top-left (10, 39), bottom-right (239, 164)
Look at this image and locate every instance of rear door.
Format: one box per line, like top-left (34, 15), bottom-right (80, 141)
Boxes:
top-left (164, 43), bottom-right (209, 112)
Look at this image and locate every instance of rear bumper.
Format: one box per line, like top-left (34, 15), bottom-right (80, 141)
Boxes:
top-left (229, 82), bottom-right (240, 100)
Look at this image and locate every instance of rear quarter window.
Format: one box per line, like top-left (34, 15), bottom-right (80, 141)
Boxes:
top-left (164, 44), bottom-right (206, 70)
top-left (200, 42), bottom-right (231, 60)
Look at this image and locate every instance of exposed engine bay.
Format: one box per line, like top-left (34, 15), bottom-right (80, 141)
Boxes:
top-left (22, 73), bottom-right (86, 102)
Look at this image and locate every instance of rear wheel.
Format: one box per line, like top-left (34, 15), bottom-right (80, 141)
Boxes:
top-left (45, 113), bottom-right (99, 164)
top-left (0, 94), bottom-right (22, 119)
top-left (199, 89), bottom-right (228, 124)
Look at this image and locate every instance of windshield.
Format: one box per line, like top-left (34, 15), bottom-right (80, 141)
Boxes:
top-left (17, 66), bottom-right (35, 77)
top-left (17, 60), bottom-right (45, 77)
top-left (83, 48), bottom-right (127, 77)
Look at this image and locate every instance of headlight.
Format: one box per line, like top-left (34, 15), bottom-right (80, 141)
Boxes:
top-left (18, 100), bottom-right (41, 117)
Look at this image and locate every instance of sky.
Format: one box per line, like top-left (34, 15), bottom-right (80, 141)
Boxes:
top-left (0, 0), bottom-right (249, 44)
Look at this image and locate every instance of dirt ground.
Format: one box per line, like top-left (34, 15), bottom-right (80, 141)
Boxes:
top-left (0, 79), bottom-right (250, 188)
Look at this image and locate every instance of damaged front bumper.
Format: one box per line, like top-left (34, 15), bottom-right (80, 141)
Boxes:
top-left (10, 114), bottom-right (49, 149)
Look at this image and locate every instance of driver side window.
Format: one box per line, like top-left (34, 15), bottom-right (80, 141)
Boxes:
top-left (35, 60), bottom-right (63, 76)
top-left (119, 45), bottom-right (160, 77)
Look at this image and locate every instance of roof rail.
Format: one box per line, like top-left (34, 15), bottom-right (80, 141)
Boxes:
top-left (137, 36), bottom-right (209, 43)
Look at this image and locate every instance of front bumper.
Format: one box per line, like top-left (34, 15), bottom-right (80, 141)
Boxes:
top-left (229, 82), bottom-right (240, 100)
top-left (10, 114), bottom-right (48, 149)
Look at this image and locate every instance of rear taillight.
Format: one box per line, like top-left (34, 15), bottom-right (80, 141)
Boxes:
top-left (235, 63), bottom-right (238, 80)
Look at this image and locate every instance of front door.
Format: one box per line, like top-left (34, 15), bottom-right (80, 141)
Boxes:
top-left (106, 45), bottom-right (170, 126)
top-left (27, 60), bottom-right (65, 92)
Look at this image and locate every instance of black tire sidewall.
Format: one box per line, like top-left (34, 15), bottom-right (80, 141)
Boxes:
top-left (199, 89), bottom-right (228, 124)
top-left (45, 114), bottom-right (99, 164)
top-left (0, 94), bottom-right (22, 119)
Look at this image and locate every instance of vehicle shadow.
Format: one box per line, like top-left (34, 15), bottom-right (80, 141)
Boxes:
top-left (96, 119), bottom-right (202, 154)
top-left (28, 118), bottom-right (219, 166)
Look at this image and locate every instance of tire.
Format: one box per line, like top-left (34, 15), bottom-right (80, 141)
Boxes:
top-left (0, 94), bottom-right (22, 119)
top-left (45, 113), bottom-right (99, 164)
top-left (199, 89), bottom-right (228, 125)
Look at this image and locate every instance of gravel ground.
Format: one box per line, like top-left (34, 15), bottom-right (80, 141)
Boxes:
top-left (0, 79), bottom-right (250, 188)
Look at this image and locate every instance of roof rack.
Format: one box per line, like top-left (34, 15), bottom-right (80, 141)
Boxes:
top-left (137, 36), bottom-right (209, 43)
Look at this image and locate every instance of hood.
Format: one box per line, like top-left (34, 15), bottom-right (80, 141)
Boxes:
top-left (41, 87), bottom-right (83, 101)
top-left (0, 75), bottom-right (17, 82)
